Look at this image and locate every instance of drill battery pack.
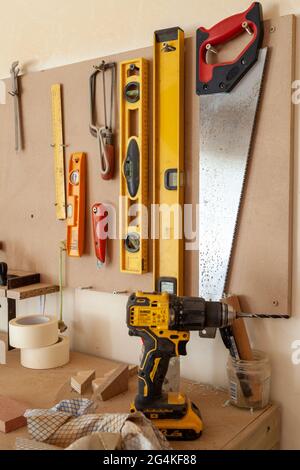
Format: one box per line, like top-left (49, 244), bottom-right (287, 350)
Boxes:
top-left (131, 392), bottom-right (203, 440)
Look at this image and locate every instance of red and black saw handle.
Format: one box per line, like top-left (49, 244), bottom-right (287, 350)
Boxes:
top-left (196, 2), bottom-right (264, 95)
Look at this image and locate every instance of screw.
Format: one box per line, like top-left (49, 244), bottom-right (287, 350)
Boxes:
top-left (270, 26), bottom-right (276, 33)
top-left (273, 300), bottom-right (279, 307)
top-left (242, 21), bottom-right (253, 35)
top-left (206, 43), bottom-right (218, 54)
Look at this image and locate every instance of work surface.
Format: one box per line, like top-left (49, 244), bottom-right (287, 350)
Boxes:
top-left (0, 351), bottom-right (280, 450)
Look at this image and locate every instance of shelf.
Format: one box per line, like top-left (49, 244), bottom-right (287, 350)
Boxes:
top-left (6, 283), bottom-right (59, 300)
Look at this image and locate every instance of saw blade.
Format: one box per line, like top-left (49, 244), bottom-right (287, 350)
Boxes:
top-left (199, 47), bottom-right (268, 301)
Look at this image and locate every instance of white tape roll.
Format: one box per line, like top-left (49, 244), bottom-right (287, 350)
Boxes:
top-left (20, 336), bottom-right (70, 370)
top-left (9, 315), bottom-right (58, 349)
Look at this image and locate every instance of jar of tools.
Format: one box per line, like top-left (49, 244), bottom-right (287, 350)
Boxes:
top-left (227, 350), bottom-right (271, 409)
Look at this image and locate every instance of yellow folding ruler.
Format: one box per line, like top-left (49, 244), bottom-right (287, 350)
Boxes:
top-left (51, 84), bottom-right (66, 220)
top-left (153, 27), bottom-right (185, 295)
top-left (119, 58), bottom-right (149, 274)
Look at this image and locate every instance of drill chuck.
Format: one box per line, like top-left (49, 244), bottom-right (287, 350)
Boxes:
top-left (170, 296), bottom-right (235, 331)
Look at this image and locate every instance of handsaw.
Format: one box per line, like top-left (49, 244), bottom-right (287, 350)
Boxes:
top-left (196, 2), bottom-right (267, 339)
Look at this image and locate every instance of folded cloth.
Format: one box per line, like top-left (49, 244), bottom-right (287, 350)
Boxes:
top-left (16, 438), bottom-right (63, 451)
top-left (23, 399), bottom-right (169, 450)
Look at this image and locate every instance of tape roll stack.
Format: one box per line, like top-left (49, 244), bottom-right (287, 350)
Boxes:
top-left (9, 315), bottom-right (70, 370)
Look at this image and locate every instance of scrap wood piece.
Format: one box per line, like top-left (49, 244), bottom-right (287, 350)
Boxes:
top-left (71, 370), bottom-right (96, 394)
top-left (95, 364), bottom-right (129, 401)
top-left (222, 295), bottom-right (254, 360)
top-left (0, 395), bottom-right (28, 433)
top-left (223, 295), bottom-right (261, 404)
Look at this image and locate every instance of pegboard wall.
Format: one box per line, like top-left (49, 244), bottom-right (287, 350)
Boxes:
top-left (0, 15), bottom-right (295, 314)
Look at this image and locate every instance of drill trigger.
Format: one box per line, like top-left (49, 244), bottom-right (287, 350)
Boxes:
top-left (178, 340), bottom-right (188, 356)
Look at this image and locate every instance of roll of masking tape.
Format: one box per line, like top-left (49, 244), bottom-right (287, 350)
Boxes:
top-left (20, 336), bottom-right (70, 370)
top-left (9, 315), bottom-right (58, 349)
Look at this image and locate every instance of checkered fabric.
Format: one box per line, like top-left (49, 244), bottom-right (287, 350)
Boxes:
top-left (16, 438), bottom-right (63, 451)
top-left (25, 399), bottom-right (129, 447)
top-left (25, 398), bottom-right (93, 418)
top-left (47, 414), bottom-right (128, 448)
top-left (23, 399), bottom-right (170, 450)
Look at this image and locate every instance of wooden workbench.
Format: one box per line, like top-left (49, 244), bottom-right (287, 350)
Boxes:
top-left (0, 350), bottom-right (280, 450)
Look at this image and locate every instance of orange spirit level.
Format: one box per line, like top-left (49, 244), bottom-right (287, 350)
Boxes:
top-left (67, 152), bottom-right (86, 257)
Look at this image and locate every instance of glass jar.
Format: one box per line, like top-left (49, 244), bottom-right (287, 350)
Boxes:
top-left (227, 350), bottom-right (271, 409)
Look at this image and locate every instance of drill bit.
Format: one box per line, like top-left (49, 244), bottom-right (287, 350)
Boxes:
top-left (238, 313), bottom-right (290, 319)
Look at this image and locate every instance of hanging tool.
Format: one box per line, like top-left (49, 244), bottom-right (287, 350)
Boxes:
top-left (58, 241), bottom-right (67, 333)
top-left (120, 58), bottom-right (149, 274)
top-left (9, 61), bottom-right (22, 152)
top-left (196, 2), bottom-right (267, 341)
top-left (127, 291), bottom-right (286, 440)
top-left (153, 27), bottom-right (184, 296)
top-left (89, 61), bottom-right (116, 180)
top-left (92, 203), bottom-right (108, 268)
top-left (66, 153), bottom-right (86, 257)
top-left (51, 84), bottom-right (67, 220)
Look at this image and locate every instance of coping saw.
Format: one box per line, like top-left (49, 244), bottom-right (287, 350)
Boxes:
top-left (196, 2), bottom-right (267, 340)
top-left (89, 60), bottom-right (116, 180)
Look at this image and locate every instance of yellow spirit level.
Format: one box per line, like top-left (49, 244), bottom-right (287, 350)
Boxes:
top-left (153, 28), bottom-right (185, 295)
top-left (119, 58), bottom-right (149, 274)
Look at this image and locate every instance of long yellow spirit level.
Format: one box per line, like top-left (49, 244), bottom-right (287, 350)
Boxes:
top-left (153, 27), bottom-right (185, 295)
top-left (51, 84), bottom-right (66, 220)
top-left (67, 152), bottom-right (86, 257)
top-left (119, 58), bottom-right (149, 274)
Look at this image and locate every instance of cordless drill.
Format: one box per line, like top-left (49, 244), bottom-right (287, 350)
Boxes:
top-left (127, 291), bottom-right (238, 440)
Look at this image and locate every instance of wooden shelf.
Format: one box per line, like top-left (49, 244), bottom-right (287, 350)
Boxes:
top-left (6, 283), bottom-right (59, 300)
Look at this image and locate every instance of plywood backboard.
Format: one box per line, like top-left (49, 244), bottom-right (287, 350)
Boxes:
top-left (0, 15), bottom-right (295, 314)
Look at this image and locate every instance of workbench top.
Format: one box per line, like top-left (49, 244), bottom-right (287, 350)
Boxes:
top-left (0, 350), bottom-right (280, 450)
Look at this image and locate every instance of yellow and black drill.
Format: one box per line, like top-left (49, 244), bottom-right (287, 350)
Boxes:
top-left (127, 291), bottom-right (239, 440)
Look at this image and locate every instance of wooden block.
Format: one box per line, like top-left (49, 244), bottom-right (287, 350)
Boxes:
top-left (223, 296), bottom-right (254, 361)
top-left (6, 283), bottom-right (59, 300)
top-left (0, 396), bottom-right (28, 433)
top-left (223, 295), bottom-right (261, 405)
top-left (7, 273), bottom-right (40, 290)
top-left (129, 364), bottom-right (138, 377)
top-left (96, 365), bottom-right (129, 401)
top-left (71, 370), bottom-right (96, 394)
top-left (0, 333), bottom-right (8, 365)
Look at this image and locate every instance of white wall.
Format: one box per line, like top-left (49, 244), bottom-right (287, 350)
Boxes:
top-left (1, 0), bottom-right (300, 449)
